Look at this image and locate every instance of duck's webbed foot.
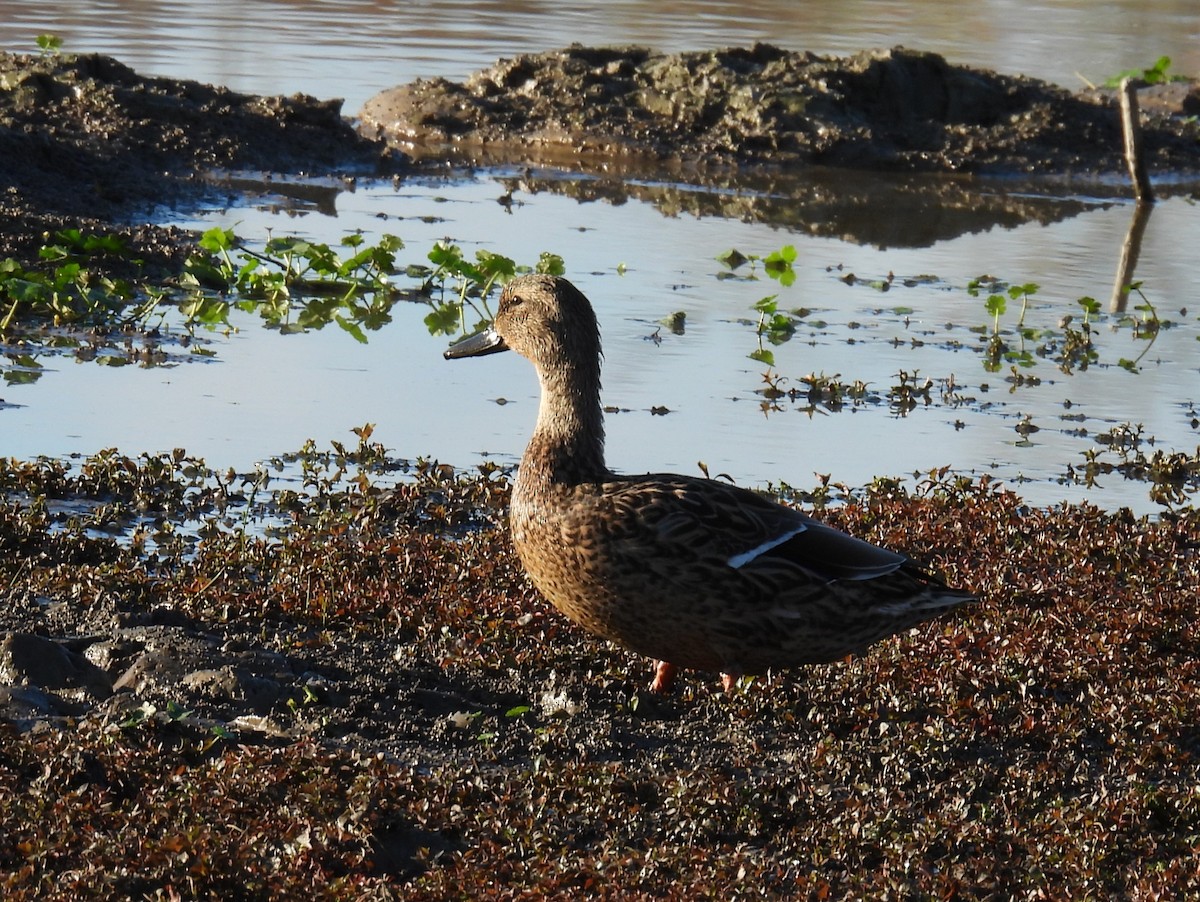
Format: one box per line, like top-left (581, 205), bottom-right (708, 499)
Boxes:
top-left (651, 662), bottom-right (744, 694)
top-left (650, 660), bottom-right (678, 693)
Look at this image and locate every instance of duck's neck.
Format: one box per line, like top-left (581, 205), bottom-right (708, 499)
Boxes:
top-left (520, 357), bottom-right (606, 487)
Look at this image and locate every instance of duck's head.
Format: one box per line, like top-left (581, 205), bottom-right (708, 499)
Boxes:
top-left (443, 274), bottom-right (601, 372)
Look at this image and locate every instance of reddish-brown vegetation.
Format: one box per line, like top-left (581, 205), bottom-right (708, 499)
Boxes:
top-left (2, 452), bottom-right (1198, 898)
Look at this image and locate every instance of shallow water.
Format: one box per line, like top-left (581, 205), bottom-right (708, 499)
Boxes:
top-left (2, 2), bottom-right (1199, 513)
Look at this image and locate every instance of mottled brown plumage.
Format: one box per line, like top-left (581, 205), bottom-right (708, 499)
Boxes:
top-left (446, 274), bottom-right (974, 692)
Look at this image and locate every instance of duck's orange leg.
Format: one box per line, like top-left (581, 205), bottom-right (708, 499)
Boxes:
top-left (653, 662), bottom-right (743, 694)
top-left (650, 660), bottom-right (677, 693)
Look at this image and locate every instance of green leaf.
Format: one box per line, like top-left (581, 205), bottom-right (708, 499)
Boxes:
top-left (265, 236), bottom-right (312, 257)
top-left (198, 227), bottom-right (236, 254)
top-left (476, 249), bottom-right (517, 282)
top-left (38, 244), bottom-right (70, 263)
top-left (1103, 56), bottom-right (1179, 89)
top-left (427, 241), bottom-right (464, 269)
top-left (536, 252), bottom-right (565, 276)
top-left (1144, 55), bottom-right (1173, 85)
top-left (79, 232), bottom-right (127, 255)
top-left (335, 314), bottom-right (369, 344)
top-left (763, 245), bottom-right (797, 286)
top-left (165, 700), bottom-right (193, 721)
top-left (179, 296), bottom-right (231, 326)
top-left (424, 303), bottom-right (462, 337)
top-left (748, 348), bottom-right (775, 366)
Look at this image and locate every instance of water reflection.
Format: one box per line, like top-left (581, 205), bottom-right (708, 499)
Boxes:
top-left (3, 163), bottom-right (1198, 514)
top-left (1110, 201), bottom-right (1154, 312)
top-left (493, 166), bottom-right (1116, 248)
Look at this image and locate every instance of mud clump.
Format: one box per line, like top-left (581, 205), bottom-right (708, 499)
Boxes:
top-left (362, 43), bottom-right (1200, 175)
top-left (0, 51), bottom-right (397, 268)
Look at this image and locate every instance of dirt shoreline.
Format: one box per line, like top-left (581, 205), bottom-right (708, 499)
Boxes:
top-left (0, 50), bottom-right (400, 268)
top-left (3, 46), bottom-right (1200, 268)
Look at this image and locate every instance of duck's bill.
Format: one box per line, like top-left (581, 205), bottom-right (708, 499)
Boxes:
top-left (444, 328), bottom-right (509, 359)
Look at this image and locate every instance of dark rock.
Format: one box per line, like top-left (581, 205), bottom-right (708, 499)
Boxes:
top-left (0, 631), bottom-right (112, 698)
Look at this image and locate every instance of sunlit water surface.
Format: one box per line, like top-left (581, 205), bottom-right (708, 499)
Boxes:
top-left (2, 2), bottom-right (1199, 513)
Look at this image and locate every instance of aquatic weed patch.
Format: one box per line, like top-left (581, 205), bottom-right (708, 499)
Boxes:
top-left (710, 246), bottom-right (1200, 509)
top-left (2, 223), bottom-right (565, 377)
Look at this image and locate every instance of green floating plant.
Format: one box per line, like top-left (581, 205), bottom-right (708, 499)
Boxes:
top-left (716, 244), bottom-right (797, 287)
top-left (414, 241), bottom-right (565, 338)
top-left (0, 229), bottom-right (151, 332)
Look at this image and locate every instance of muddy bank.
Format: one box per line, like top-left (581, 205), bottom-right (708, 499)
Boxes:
top-left (361, 44), bottom-right (1200, 175)
top-left (0, 50), bottom-right (398, 268)
top-left (3, 46), bottom-right (1198, 269)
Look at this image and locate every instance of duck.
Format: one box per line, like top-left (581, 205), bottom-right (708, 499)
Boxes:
top-left (445, 274), bottom-right (975, 693)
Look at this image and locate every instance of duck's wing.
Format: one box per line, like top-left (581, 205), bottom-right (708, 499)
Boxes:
top-left (599, 473), bottom-right (942, 587)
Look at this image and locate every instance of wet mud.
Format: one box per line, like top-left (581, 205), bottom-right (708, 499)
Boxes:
top-left (361, 44), bottom-right (1200, 176)
top-left (0, 50), bottom-right (397, 268)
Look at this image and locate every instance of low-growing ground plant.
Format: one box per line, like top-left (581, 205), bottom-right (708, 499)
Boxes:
top-left (1, 443), bottom-right (1198, 899)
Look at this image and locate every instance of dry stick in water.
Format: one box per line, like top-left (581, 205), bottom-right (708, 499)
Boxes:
top-left (1110, 78), bottom-right (1156, 312)
top-left (1118, 77), bottom-right (1155, 203)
